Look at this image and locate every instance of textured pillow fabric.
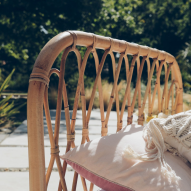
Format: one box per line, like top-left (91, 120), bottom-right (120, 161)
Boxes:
top-left (60, 124), bottom-right (191, 191)
top-left (158, 111), bottom-right (191, 163)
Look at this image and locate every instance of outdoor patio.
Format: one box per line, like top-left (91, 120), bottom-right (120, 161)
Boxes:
top-left (0, 110), bottom-right (138, 191)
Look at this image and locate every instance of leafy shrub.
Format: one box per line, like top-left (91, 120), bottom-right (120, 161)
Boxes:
top-left (0, 69), bottom-right (26, 128)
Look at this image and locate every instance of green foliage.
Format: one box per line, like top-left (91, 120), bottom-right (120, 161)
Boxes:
top-left (177, 42), bottom-right (191, 92)
top-left (0, 0), bottom-right (102, 91)
top-left (0, 69), bottom-right (26, 128)
top-left (1, 0), bottom-right (191, 93)
top-left (96, 0), bottom-right (144, 37)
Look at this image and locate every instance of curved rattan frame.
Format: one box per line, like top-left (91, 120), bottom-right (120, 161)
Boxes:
top-left (27, 31), bottom-right (183, 191)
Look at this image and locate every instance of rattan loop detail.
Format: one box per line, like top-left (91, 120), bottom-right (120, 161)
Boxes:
top-left (49, 68), bottom-right (60, 78)
top-left (91, 34), bottom-right (97, 52)
top-left (67, 31), bottom-right (77, 50)
top-left (109, 38), bottom-right (114, 53)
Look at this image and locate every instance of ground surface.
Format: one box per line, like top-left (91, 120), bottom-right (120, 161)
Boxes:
top-left (0, 110), bottom-right (138, 191)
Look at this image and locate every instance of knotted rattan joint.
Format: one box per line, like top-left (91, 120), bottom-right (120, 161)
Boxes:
top-left (67, 131), bottom-right (75, 142)
top-left (82, 128), bottom-right (89, 137)
top-left (64, 105), bottom-right (69, 109)
top-left (127, 116), bottom-right (133, 124)
top-left (137, 114), bottom-right (144, 125)
top-left (101, 120), bottom-right (105, 125)
top-left (51, 145), bottom-right (60, 155)
top-left (29, 68), bottom-right (50, 87)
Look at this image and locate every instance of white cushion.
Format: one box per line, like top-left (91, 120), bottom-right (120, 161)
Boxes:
top-left (61, 124), bottom-right (191, 191)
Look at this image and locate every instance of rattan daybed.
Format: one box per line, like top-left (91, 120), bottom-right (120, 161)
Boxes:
top-left (27, 31), bottom-right (186, 191)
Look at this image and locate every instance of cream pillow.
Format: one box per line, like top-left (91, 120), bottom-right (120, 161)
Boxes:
top-left (61, 124), bottom-right (191, 191)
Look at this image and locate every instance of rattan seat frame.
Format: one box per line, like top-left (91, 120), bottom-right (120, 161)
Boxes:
top-left (27, 31), bottom-right (183, 191)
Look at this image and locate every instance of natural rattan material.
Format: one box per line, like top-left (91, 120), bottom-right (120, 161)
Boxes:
top-left (27, 31), bottom-right (183, 191)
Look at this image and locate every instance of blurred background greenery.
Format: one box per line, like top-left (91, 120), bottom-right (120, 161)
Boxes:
top-left (1, 0), bottom-right (191, 126)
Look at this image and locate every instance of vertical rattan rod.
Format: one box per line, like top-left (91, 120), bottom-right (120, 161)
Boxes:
top-left (55, 155), bottom-right (68, 191)
top-left (46, 156), bottom-right (55, 188)
top-left (167, 81), bottom-right (180, 113)
top-left (58, 79), bottom-right (74, 191)
top-left (56, 49), bottom-right (73, 191)
top-left (165, 63), bottom-right (170, 114)
top-left (168, 82), bottom-right (174, 111)
top-left (79, 139), bottom-right (88, 191)
top-left (105, 53), bottom-right (124, 126)
top-left (136, 57), bottom-right (141, 119)
top-left (43, 87), bottom-right (56, 187)
top-left (93, 51), bottom-right (106, 129)
top-left (130, 56), bottom-right (147, 116)
top-left (57, 160), bottom-right (68, 191)
top-left (54, 48), bottom-right (71, 146)
top-left (110, 52), bottom-right (120, 124)
top-left (28, 81), bottom-right (46, 191)
top-left (120, 55), bottom-right (138, 122)
top-left (146, 59), bottom-right (152, 116)
top-left (89, 183), bottom-right (94, 191)
top-left (72, 171), bottom-right (78, 191)
top-left (80, 176), bottom-right (88, 191)
top-left (163, 62), bottom-right (167, 112)
top-left (140, 58), bottom-right (158, 115)
top-left (44, 69), bottom-right (61, 187)
top-left (71, 136), bottom-right (88, 191)
top-left (74, 49), bottom-right (87, 135)
top-left (161, 63), bottom-right (172, 113)
top-left (70, 47), bottom-right (92, 132)
top-left (173, 88), bottom-right (180, 113)
top-left (86, 50), bottom-right (110, 125)
top-left (152, 60), bottom-right (165, 112)
top-left (44, 87), bottom-right (56, 147)
top-left (62, 81), bottom-right (71, 133)
top-left (150, 61), bottom-right (159, 114)
top-left (167, 81), bottom-right (176, 109)
top-left (157, 61), bottom-right (162, 113)
top-left (124, 56), bottom-right (131, 125)
top-left (58, 142), bottom-right (72, 191)
top-left (171, 69), bottom-right (174, 112)
top-left (172, 60), bottom-right (183, 113)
